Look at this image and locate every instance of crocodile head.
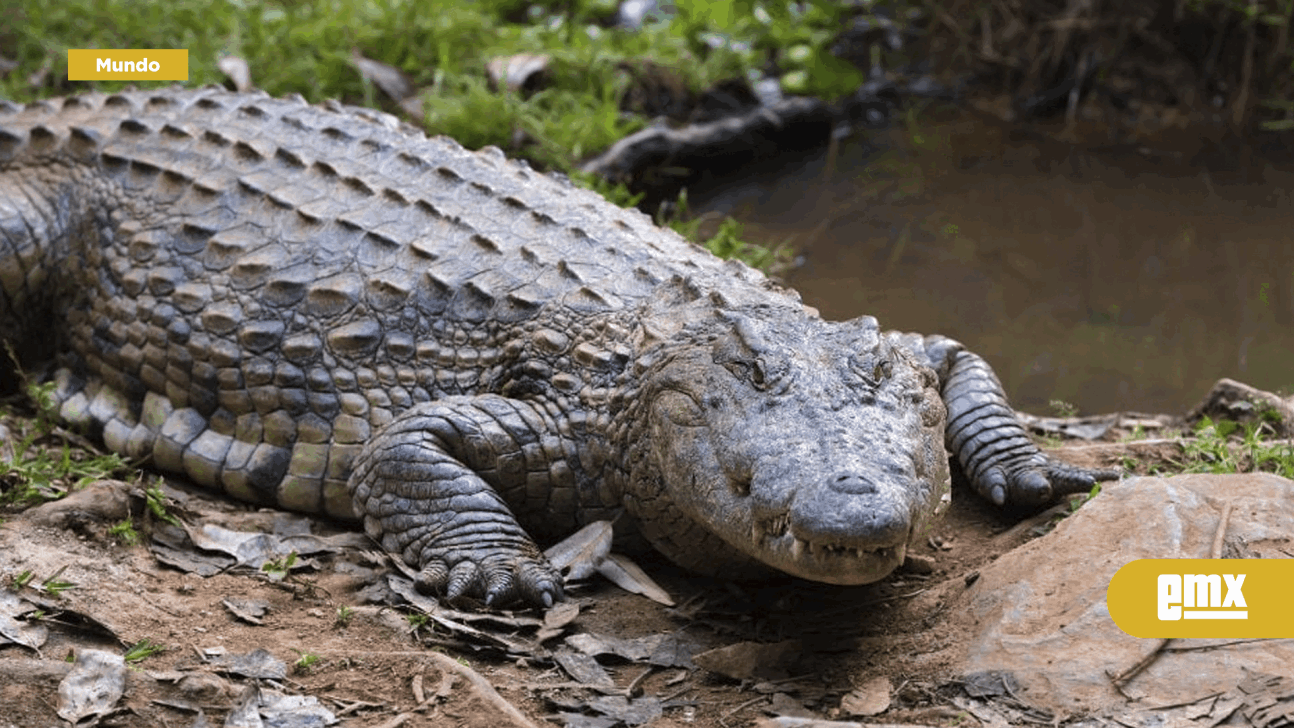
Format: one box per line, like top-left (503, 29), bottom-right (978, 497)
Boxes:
top-left (630, 301), bottom-right (951, 584)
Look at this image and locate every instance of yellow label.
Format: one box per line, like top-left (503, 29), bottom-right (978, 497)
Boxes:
top-left (68, 49), bottom-right (188, 81)
top-left (1107, 559), bottom-right (1294, 638)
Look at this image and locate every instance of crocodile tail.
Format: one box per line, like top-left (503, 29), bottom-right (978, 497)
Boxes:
top-left (0, 99), bottom-right (82, 377)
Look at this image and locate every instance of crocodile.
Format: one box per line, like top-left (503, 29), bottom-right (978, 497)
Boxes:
top-left (0, 87), bottom-right (1117, 608)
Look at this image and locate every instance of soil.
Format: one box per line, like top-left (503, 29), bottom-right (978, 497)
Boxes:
top-left (0, 404), bottom-right (1188, 728)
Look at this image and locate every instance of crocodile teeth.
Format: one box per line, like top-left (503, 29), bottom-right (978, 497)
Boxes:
top-left (792, 538), bottom-right (806, 559)
top-left (761, 513), bottom-right (789, 539)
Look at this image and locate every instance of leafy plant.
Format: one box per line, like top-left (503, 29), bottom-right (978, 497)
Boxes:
top-left (261, 552), bottom-right (300, 582)
top-left (123, 638), bottom-right (166, 663)
top-left (292, 649), bottom-right (321, 674)
top-left (1171, 415), bottom-right (1294, 478)
top-left (108, 520), bottom-right (140, 546)
top-left (1049, 399), bottom-right (1079, 418)
top-left (144, 485), bottom-right (181, 527)
top-left (11, 566), bottom-right (78, 597)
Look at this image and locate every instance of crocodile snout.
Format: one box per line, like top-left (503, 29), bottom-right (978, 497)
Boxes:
top-left (789, 470), bottom-right (914, 550)
top-left (830, 472), bottom-right (878, 494)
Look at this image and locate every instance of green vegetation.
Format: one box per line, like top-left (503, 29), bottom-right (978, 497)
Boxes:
top-left (8, 566), bottom-right (77, 596)
top-left (1, 0), bottom-right (870, 109)
top-left (261, 552), bottom-right (300, 582)
top-left (335, 604), bottom-right (355, 627)
top-left (1048, 399), bottom-right (1079, 419)
top-left (107, 519), bottom-right (140, 546)
top-left (123, 638), bottom-right (167, 663)
top-left (1, 371), bottom-right (130, 507)
top-left (143, 485), bottom-right (181, 528)
top-left (0, 0), bottom-right (890, 273)
top-left (1170, 414), bottom-right (1294, 478)
top-left (405, 613), bottom-right (431, 634)
top-left (292, 649), bottom-right (322, 674)
top-left (10, 570), bottom-right (35, 589)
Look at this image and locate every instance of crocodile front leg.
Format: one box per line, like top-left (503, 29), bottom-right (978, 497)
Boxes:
top-left (907, 334), bottom-right (1119, 507)
top-left (348, 395), bottom-right (566, 608)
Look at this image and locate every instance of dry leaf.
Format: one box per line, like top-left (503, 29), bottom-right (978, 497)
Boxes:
top-left (596, 553), bottom-right (674, 606)
top-left (56, 649), bottom-right (126, 724)
top-left (545, 521), bottom-right (614, 580)
top-left (839, 675), bottom-right (891, 716)
top-left (693, 640), bottom-right (801, 681)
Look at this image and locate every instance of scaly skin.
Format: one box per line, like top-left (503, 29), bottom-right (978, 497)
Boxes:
top-left (0, 88), bottom-right (1117, 607)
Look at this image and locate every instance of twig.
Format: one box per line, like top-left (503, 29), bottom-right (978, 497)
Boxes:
top-left (1147, 691), bottom-right (1225, 711)
top-left (626, 666), bottom-right (655, 697)
top-left (719, 695), bottom-right (766, 724)
top-left (518, 680), bottom-right (626, 696)
top-left (411, 672), bottom-right (425, 704)
top-left (1164, 637), bottom-right (1288, 652)
top-left (1211, 502), bottom-right (1234, 559)
top-left (329, 696), bottom-right (386, 717)
top-left (1109, 639), bottom-right (1169, 689)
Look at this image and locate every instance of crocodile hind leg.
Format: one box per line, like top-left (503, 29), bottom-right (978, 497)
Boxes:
top-left (348, 394), bottom-right (566, 608)
top-left (898, 333), bottom-right (1120, 508)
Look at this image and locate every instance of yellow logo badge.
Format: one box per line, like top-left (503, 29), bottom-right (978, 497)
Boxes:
top-left (68, 50), bottom-right (188, 81)
top-left (1108, 559), bottom-right (1294, 638)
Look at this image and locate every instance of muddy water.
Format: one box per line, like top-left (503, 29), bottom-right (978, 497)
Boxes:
top-left (689, 117), bottom-right (1293, 416)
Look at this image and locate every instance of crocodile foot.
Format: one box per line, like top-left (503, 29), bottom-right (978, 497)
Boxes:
top-left (414, 546), bottom-right (564, 608)
top-left (976, 457), bottom-right (1121, 508)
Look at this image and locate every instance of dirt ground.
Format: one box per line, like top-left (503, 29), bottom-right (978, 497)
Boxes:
top-left (0, 404), bottom-right (1191, 728)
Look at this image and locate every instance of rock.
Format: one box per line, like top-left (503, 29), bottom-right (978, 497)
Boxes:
top-left (28, 479), bottom-right (132, 530)
top-left (958, 474), bottom-right (1294, 713)
top-left (1187, 378), bottom-right (1294, 437)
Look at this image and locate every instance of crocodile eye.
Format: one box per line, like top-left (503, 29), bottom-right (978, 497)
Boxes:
top-left (721, 359), bottom-right (751, 383)
top-left (851, 352), bottom-right (893, 388)
top-left (722, 357), bottom-right (777, 391)
top-left (872, 359), bottom-right (892, 383)
top-left (654, 390), bottom-right (706, 427)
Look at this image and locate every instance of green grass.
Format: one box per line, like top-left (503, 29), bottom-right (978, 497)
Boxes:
top-left (0, 0), bottom-right (865, 159)
top-left (123, 638), bottom-right (167, 663)
top-left (1171, 415), bottom-right (1294, 479)
top-left (1, 378), bottom-right (130, 507)
top-left (0, 0), bottom-right (888, 271)
top-left (9, 566), bottom-right (77, 596)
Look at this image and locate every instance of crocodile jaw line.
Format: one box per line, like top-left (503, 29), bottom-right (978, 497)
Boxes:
top-left (748, 512), bottom-right (908, 584)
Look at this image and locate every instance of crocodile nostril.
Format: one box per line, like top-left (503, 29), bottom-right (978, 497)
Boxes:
top-left (731, 475), bottom-right (752, 496)
top-left (830, 473), bottom-right (877, 494)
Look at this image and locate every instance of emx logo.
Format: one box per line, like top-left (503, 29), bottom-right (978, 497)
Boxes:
top-left (1157, 573), bottom-right (1246, 620)
top-left (1108, 559), bottom-right (1294, 638)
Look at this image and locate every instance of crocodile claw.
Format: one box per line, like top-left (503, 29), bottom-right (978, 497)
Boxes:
top-left (414, 551), bottom-right (564, 609)
top-left (980, 459), bottom-right (1121, 509)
